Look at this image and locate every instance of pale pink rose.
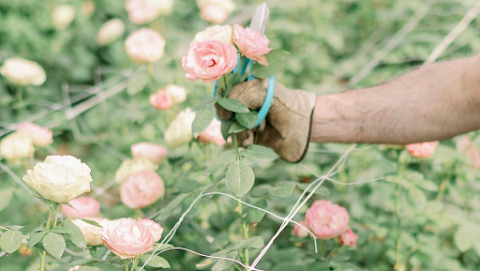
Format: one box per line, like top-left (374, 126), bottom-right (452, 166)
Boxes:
top-left (101, 218), bottom-right (155, 259)
top-left (200, 4), bottom-right (228, 24)
top-left (125, 0), bottom-right (158, 24)
top-left (233, 24), bottom-right (272, 66)
top-left (149, 90), bottom-right (173, 111)
top-left (139, 218), bottom-right (163, 242)
top-left (72, 218), bottom-right (109, 246)
top-left (182, 40), bottom-right (238, 83)
top-left (293, 221), bottom-right (309, 238)
top-left (16, 122), bottom-right (53, 147)
top-left (131, 142), bottom-right (168, 164)
top-left (305, 200), bottom-right (349, 240)
top-left (406, 141), bottom-right (439, 158)
top-left (61, 196), bottom-right (100, 219)
top-left (198, 119), bottom-right (226, 145)
top-left (339, 228), bottom-right (358, 247)
top-left (125, 28), bottom-right (165, 64)
top-left (120, 171), bottom-right (165, 209)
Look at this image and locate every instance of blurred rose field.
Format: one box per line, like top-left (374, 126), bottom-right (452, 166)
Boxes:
top-left (2, 0), bottom-right (480, 270)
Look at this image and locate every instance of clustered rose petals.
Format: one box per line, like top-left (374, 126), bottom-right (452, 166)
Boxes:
top-left (197, 0), bottom-right (235, 24)
top-left (61, 196), bottom-right (100, 218)
top-left (72, 218), bottom-right (109, 246)
top-left (120, 171), bottom-right (165, 209)
top-left (131, 142), bottom-right (168, 164)
top-left (149, 89), bottom-right (173, 111)
top-left (101, 218), bottom-right (162, 259)
top-left (406, 141), bottom-right (439, 158)
top-left (233, 24), bottom-right (272, 66)
top-left (16, 122), bottom-right (53, 147)
top-left (305, 200), bottom-right (349, 239)
top-left (23, 155), bottom-right (93, 203)
top-left (182, 40), bottom-right (238, 83)
top-left (0, 58), bottom-right (46, 86)
top-left (193, 25), bottom-right (233, 45)
top-left (198, 119), bottom-right (226, 145)
top-left (125, 0), bottom-right (173, 24)
top-left (0, 132), bottom-right (34, 163)
top-left (339, 228), bottom-right (358, 247)
top-left (115, 159), bottom-right (158, 184)
top-left (125, 28), bottom-right (166, 64)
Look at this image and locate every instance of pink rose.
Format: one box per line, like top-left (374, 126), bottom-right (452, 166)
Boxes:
top-left (182, 40), bottom-right (238, 83)
top-left (339, 228), bottom-right (358, 247)
top-left (125, 28), bottom-right (165, 64)
top-left (139, 218), bottom-right (163, 242)
top-left (120, 171), bottom-right (165, 209)
top-left (305, 200), bottom-right (349, 240)
top-left (293, 221), bottom-right (309, 238)
top-left (149, 90), bottom-right (173, 111)
top-left (61, 196), bottom-right (100, 219)
top-left (131, 142), bottom-right (168, 164)
top-left (16, 122), bottom-right (53, 147)
top-left (200, 4), bottom-right (228, 24)
top-left (198, 119), bottom-right (226, 145)
top-left (101, 218), bottom-right (155, 259)
top-left (125, 0), bottom-right (157, 24)
top-left (233, 24), bottom-right (272, 66)
top-left (406, 141), bottom-right (438, 158)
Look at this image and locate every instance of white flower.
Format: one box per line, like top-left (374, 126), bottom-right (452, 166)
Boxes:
top-left (197, 0), bottom-right (235, 13)
top-left (97, 19), bottom-right (125, 46)
top-left (124, 28), bottom-right (166, 64)
top-left (153, 0), bottom-right (174, 16)
top-left (0, 58), bottom-right (46, 86)
top-left (0, 133), bottom-right (34, 163)
top-left (72, 218), bottom-right (109, 246)
top-left (114, 159), bottom-right (158, 184)
top-left (125, 0), bottom-right (173, 24)
top-left (165, 84), bottom-right (187, 104)
top-left (164, 109), bottom-right (196, 148)
top-left (193, 25), bottom-right (233, 44)
top-left (52, 5), bottom-right (76, 30)
top-left (23, 155), bottom-right (93, 203)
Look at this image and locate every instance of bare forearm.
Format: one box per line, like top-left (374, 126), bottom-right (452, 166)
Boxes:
top-left (311, 54), bottom-right (480, 144)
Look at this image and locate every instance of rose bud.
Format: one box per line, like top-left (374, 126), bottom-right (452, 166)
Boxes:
top-left (339, 228), bottom-right (358, 247)
top-left (0, 58), bottom-right (46, 86)
top-left (16, 122), bottom-right (53, 147)
top-left (97, 19), bottom-right (125, 46)
top-left (406, 141), bottom-right (438, 158)
top-left (305, 200), bottom-right (349, 239)
top-left (0, 132), bottom-right (34, 163)
top-left (52, 5), bottom-right (75, 30)
top-left (131, 142), bottom-right (168, 164)
top-left (61, 196), bottom-right (100, 219)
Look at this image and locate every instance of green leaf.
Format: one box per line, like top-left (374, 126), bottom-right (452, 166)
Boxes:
top-left (455, 224), bottom-right (475, 252)
top-left (43, 233), bottom-right (66, 260)
top-left (217, 98), bottom-right (249, 113)
top-left (27, 231), bottom-right (47, 249)
top-left (407, 187), bottom-right (427, 211)
top-left (77, 267), bottom-right (100, 271)
top-left (193, 97), bottom-right (218, 111)
top-left (63, 220), bottom-right (87, 249)
top-left (127, 71), bottom-right (149, 95)
top-left (268, 182), bottom-right (296, 197)
top-left (79, 218), bottom-right (102, 228)
top-left (0, 188), bottom-right (13, 212)
top-left (246, 199), bottom-right (267, 224)
top-left (156, 194), bottom-right (189, 221)
top-left (236, 111), bottom-right (258, 129)
top-left (192, 105), bottom-right (215, 138)
top-left (251, 49), bottom-right (290, 79)
top-left (212, 251), bottom-right (237, 271)
top-left (228, 122), bottom-right (246, 134)
top-left (221, 120), bottom-right (234, 140)
top-left (140, 255), bottom-right (171, 268)
top-left (0, 230), bottom-right (25, 253)
top-left (296, 183), bottom-right (330, 197)
top-left (93, 262), bottom-right (121, 271)
top-left (225, 160), bottom-right (255, 198)
top-left (204, 152), bottom-right (236, 176)
top-left (241, 144), bottom-right (278, 162)
top-left (50, 226), bottom-right (74, 235)
top-left (178, 179), bottom-right (199, 193)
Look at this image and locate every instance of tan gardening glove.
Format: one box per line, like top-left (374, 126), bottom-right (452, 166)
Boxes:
top-left (217, 79), bottom-right (316, 163)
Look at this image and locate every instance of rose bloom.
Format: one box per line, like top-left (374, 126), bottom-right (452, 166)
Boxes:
top-left (165, 84), bottom-right (187, 104)
top-left (23, 155), bottom-right (93, 203)
top-left (125, 0), bottom-right (173, 24)
top-left (120, 171), bottom-right (165, 209)
top-left (81, 1), bottom-right (95, 16)
top-left (72, 218), bottom-right (109, 246)
top-left (0, 58), bottom-right (46, 86)
top-left (0, 133), bottom-right (34, 163)
top-left (97, 19), bottom-right (125, 46)
top-left (193, 25), bottom-right (233, 45)
top-left (293, 221), bottom-right (309, 238)
top-left (182, 40), bottom-right (238, 82)
top-left (115, 159), bottom-right (158, 184)
top-left (305, 200), bottom-right (349, 240)
top-left (339, 228), bottom-right (358, 247)
top-left (164, 109), bottom-right (196, 147)
top-left (16, 122), bottom-right (53, 147)
top-left (197, 0), bottom-right (235, 24)
top-left (52, 5), bottom-right (75, 30)
top-left (198, 119), bottom-right (226, 145)
top-left (233, 24), bottom-right (272, 66)
top-left (149, 90), bottom-right (173, 111)
top-left (131, 142), bottom-right (168, 164)
top-left (406, 141), bottom-right (439, 158)
top-left (139, 218), bottom-right (163, 242)
top-left (61, 196), bottom-right (100, 218)
top-left (102, 218), bottom-right (162, 259)
top-left (125, 28), bottom-right (166, 64)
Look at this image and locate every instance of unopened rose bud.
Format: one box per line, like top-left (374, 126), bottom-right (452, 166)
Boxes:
top-left (0, 58), bottom-right (46, 86)
top-left (97, 19), bottom-right (125, 46)
top-left (81, 1), bottom-right (95, 16)
top-left (0, 133), bottom-right (34, 163)
top-left (16, 122), bottom-right (53, 147)
top-left (52, 5), bottom-right (75, 30)
top-left (293, 221), bottom-right (309, 238)
top-left (149, 90), bottom-right (173, 111)
top-left (339, 228), bottom-right (358, 247)
top-left (406, 141), bottom-right (438, 158)
top-left (18, 244), bottom-right (32, 257)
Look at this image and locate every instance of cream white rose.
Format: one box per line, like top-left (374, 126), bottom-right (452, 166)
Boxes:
top-left (23, 155), bottom-right (93, 203)
top-left (197, 0), bottom-right (235, 12)
top-left (125, 28), bottom-right (166, 64)
top-left (164, 109), bottom-right (196, 148)
top-left (193, 25), bottom-right (233, 44)
top-left (0, 58), bottom-right (46, 86)
top-left (153, 0), bottom-right (174, 16)
top-left (114, 159), bottom-right (158, 184)
top-left (165, 84), bottom-right (187, 104)
top-left (72, 218), bottom-right (109, 246)
top-left (0, 133), bottom-right (34, 163)
top-left (52, 5), bottom-right (76, 30)
top-left (97, 19), bottom-right (125, 46)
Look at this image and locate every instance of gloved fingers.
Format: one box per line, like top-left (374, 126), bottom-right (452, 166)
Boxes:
top-left (237, 130), bottom-right (254, 147)
top-left (228, 79), bottom-right (267, 110)
top-left (215, 103), bottom-right (232, 120)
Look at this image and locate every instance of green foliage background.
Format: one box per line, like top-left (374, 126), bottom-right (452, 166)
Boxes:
top-left (2, 0), bottom-right (480, 270)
